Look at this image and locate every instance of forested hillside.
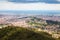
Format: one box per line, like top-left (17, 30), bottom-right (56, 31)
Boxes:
top-left (0, 26), bottom-right (56, 40)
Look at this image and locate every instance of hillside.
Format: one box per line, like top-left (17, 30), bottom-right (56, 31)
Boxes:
top-left (0, 26), bottom-right (55, 40)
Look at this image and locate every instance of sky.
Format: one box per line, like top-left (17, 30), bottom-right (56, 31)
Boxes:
top-left (8, 0), bottom-right (60, 3)
top-left (0, 0), bottom-right (60, 10)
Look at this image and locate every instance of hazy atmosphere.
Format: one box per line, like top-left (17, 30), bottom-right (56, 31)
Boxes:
top-left (0, 0), bottom-right (60, 40)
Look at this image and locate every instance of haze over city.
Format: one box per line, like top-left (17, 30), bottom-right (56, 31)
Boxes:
top-left (0, 0), bottom-right (60, 40)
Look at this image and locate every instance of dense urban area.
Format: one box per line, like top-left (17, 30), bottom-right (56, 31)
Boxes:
top-left (0, 15), bottom-right (60, 40)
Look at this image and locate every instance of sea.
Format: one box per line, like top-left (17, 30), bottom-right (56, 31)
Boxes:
top-left (0, 10), bottom-right (60, 16)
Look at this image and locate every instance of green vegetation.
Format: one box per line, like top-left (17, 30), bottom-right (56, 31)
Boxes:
top-left (46, 20), bottom-right (60, 25)
top-left (0, 26), bottom-right (55, 40)
top-left (56, 37), bottom-right (60, 40)
top-left (27, 17), bottom-right (47, 27)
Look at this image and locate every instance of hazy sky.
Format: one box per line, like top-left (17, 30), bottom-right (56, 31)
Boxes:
top-left (0, 0), bottom-right (60, 10)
